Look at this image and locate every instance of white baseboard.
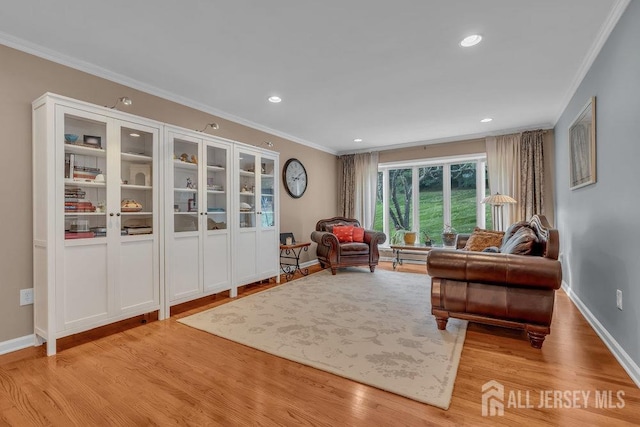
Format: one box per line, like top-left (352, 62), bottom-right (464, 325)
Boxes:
top-left (0, 334), bottom-right (36, 356)
top-left (300, 259), bottom-right (319, 269)
top-left (562, 281), bottom-right (640, 388)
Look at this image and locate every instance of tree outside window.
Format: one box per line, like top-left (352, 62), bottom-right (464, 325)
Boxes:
top-left (376, 156), bottom-right (487, 244)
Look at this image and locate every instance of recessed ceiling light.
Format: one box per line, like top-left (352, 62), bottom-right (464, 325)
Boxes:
top-left (129, 133), bottom-right (140, 137)
top-left (354, 138), bottom-right (363, 142)
top-left (481, 118), bottom-right (493, 123)
top-left (460, 35), bottom-right (482, 47)
top-left (268, 96), bottom-right (282, 103)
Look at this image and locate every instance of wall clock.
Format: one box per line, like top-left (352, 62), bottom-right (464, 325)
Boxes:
top-left (283, 158), bottom-right (308, 198)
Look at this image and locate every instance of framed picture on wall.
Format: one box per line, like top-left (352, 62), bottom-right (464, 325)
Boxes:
top-left (569, 96), bottom-right (596, 190)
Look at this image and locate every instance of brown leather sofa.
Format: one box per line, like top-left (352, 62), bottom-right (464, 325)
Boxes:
top-left (311, 217), bottom-right (386, 275)
top-left (427, 215), bottom-right (562, 348)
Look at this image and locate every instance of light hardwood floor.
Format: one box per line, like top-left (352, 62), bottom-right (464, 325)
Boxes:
top-left (1, 262), bottom-right (638, 426)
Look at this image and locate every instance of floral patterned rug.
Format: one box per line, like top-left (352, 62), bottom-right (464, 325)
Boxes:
top-left (178, 268), bottom-right (467, 409)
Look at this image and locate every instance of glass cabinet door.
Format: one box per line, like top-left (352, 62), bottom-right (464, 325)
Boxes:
top-left (260, 157), bottom-right (275, 228)
top-left (172, 137), bottom-right (200, 232)
top-left (238, 151), bottom-right (256, 228)
top-left (205, 144), bottom-right (228, 231)
top-left (120, 125), bottom-right (154, 237)
top-left (63, 113), bottom-right (108, 240)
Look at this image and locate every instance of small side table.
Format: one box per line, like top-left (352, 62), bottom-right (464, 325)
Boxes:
top-left (280, 242), bottom-right (311, 281)
top-left (390, 244), bottom-right (436, 270)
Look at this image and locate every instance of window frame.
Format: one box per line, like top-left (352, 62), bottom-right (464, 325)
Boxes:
top-left (377, 153), bottom-right (487, 245)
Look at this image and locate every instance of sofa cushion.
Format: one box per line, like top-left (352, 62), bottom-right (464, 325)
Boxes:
top-left (352, 227), bottom-right (365, 243)
top-left (501, 226), bottom-right (538, 255)
top-left (333, 225), bottom-right (354, 243)
top-left (339, 242), bottom-right (369, 253)
top-left (462, 230), bottom-right (505, 251)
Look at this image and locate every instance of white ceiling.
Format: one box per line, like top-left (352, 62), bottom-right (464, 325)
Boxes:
top-left (0, 0), bottom-right (628, 154)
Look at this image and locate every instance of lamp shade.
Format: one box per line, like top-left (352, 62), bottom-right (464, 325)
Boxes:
top-left (481, 193), bottom-right (517, 205)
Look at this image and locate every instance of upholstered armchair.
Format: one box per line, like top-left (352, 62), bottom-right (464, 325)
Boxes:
top-left (310, 217), bottom-right (386, 275)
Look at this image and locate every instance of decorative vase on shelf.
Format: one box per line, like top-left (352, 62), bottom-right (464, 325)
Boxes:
top-left (403, 231), bottom-right (417, 245)
top-left (441, 225), bottom-right (457, 247)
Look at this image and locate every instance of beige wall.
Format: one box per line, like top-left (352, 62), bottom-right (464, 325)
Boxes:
top-left (0, 44), bottom-right (338, 342)
top-left (378, 138), bottom-right (487, 163)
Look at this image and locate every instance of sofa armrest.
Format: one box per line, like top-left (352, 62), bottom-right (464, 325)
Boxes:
top-left (427, 249), bottom-right (562, 290)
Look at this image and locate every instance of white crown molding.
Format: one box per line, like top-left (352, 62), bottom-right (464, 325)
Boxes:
top-left (562, 281), bottom-right (640, 388)
top-left (0, 31), bottom-right (337, 156)
top-left (553, 0), bottom-right (632, 124)
top-left (339, 122), bottom-right (553, 155)
top-left (0, 334), bottom-right (35, 356)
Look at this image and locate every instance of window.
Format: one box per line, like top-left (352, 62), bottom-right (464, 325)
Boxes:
top-left (375, 154), bottom-right (487, 245)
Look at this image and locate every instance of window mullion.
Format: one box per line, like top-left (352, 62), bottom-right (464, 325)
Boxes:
top-left (476, 159), bottom-right (485, 228)
top-left (412, 166), bottom-right (419, 232)
top-left (443, 164), bottom-right (451, 227)
top-left (382, 169), bottom-right (389, 239)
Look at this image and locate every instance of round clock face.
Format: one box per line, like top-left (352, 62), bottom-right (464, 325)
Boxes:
top-left (283, 158), bottom-right (308, 198)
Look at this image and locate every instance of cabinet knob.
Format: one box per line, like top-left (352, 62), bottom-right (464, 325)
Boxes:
top-left (116, 213), bottom-right (121, 217)
top-left (109, 213), bottom-right (114, 217)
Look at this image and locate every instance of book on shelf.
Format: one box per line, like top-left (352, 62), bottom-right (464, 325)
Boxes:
top-left (75, 166), bottom-right (102, 173)
top-left (124, 225), bottom-right (153, 235)
top-left (69, 153), bottom-right (75, 181)
top-left (73, 172), bottom-right (99, 180)
top-left (64, 231), bottom-right (96, 239)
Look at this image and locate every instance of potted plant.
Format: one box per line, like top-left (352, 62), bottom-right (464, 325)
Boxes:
top-left (391, 228), bottom-right (417, 245)
top-left (441, 224), bottom-right (457, 247)
top-left (421, 231), bottom-right (432, 246)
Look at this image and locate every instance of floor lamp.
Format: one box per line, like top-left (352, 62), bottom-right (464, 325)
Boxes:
top-left (481, 193), bottom-right (517, 231)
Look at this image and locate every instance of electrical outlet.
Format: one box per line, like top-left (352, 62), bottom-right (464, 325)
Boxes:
top-left (616, 289), bottom-right (623, 310)
top-left (20, 288), bottom-right (34, 306)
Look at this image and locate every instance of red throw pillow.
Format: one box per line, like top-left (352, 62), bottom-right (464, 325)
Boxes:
top-left (352, 227), bottom-right (365, 243)
top-left (333, 225), bottom-right (354, 243)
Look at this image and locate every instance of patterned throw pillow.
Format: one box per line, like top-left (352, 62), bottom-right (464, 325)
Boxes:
top-left (462, 230), bottom-right (505, 251)
top-left (333, 225), bottom-right (354, 243)
top-left (352, 227), bottom-right (365, 243)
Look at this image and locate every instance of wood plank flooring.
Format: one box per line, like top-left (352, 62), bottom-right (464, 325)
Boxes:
top-left (1, 262), bottom-right (639, 426)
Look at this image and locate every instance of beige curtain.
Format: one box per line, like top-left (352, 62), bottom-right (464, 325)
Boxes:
top-left (338, 154), bottom-right (355, 218)
top-left (520, 130), bottom-right (545, 220)
top-left (485, 133), bottom-right (521, 229)
top-left (338, 152), bottom-right (379, 228)
top-left (353, 152), bottom-right (379, 229)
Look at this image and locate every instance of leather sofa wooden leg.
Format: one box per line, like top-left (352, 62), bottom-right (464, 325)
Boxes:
top-left (331, 268), bottom-right (337, 275)
top-left (369, 265), bottom-right (376, 272)
top-left (526, 326), bottom-right (549, 348)
top-left (435, 317), bottom-right (448, 330)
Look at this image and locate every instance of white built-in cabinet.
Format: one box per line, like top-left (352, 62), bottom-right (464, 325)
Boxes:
top-left (165, 127), bottom-right (233, 307)
top-left (234, 146), bottom-right (280, 286)
top-left (33, 94), bottom-right (280, 355)
top-left (32, 93), bottom-right (162, 355)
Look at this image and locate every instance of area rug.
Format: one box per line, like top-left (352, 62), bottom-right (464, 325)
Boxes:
top-left (178, 268), bottom-right (467, 409)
